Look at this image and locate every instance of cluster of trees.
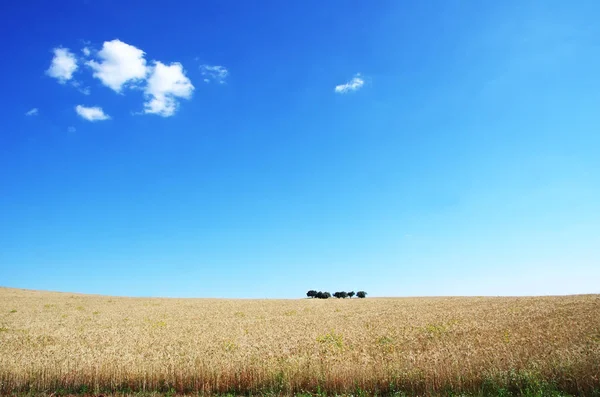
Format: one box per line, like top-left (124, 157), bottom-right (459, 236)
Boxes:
top-left (306, 290), bottom-right (367, 299)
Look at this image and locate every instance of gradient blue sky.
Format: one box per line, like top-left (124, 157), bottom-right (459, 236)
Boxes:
top-left (1, 0), bottom-right (599, 298)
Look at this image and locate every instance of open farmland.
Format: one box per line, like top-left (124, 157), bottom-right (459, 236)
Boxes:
top-left (1, 288), bottom-right (599, 396)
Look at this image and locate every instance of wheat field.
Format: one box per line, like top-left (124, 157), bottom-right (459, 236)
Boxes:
top-left (0, 287), bottom-right (599, 396)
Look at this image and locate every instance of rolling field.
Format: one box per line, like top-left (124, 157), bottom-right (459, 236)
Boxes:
top-left (1, 287), bottom-right (599, 396)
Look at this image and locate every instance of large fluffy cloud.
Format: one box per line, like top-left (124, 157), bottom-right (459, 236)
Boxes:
top-left (86, 39), bottom-right (148, 92)
top-left (144, 61), bottom-right (194, 117)
top-left (46, 48), bottom-right (78, 83)
top-left (75, 105), bottom-right (110, 121)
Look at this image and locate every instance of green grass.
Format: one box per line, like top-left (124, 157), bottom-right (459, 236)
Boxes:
top-left (6, 388), bottom-right (599, 397)
top-left (5, 375), bottom-right (599, 397)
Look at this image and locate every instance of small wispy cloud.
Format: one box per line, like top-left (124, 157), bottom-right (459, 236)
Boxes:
top-left (67, 126), bottom-right (76, 133)
top-left (71, 80), bottom-right (91, 95)
top-left (199, 64), bottom-right (228, 84)
top-left (25, 108), bottom-right (39, 116)
top-left (75, 105), bottom-right (110, 121)
top-left (46, 48), bottom-right (78, 83)
top-left (334, 73), bottom-right (365, 94)
top-left (82, 47), bottom-right (91, 57)
top-left (144, 61), bottom-right (194, 117)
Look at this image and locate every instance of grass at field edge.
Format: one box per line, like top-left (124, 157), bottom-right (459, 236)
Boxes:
top-left (5, 381), bottom-right (600, 397)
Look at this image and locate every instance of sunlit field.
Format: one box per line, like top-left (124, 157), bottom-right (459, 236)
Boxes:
top-left (1, 287), bottom-right (599, 396)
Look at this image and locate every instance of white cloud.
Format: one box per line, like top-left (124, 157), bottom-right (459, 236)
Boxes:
top-left (86, 39), bottom-right (148, 92)
top-left (334, 73), bottom-right (365, 94)
top-left (46, 48), bottom-right (78, 83)
top-left (45, 39), bottom-right (195, 117)
top-left (67, 126), bottom-right (76, 133)
top-left (25, 108), bottom-right (39, 116)
top-left (199, 64), bottom-right (228, 84)
top-left (75, 105), bottom-right (110, 121)
top-left (71, 80), bottom-right (91, 95)
top-left (144, 61), bottom-right (194, 117)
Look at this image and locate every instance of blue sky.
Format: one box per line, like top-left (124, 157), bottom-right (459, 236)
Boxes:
top-left (1, 0), bottom-right (599, 298)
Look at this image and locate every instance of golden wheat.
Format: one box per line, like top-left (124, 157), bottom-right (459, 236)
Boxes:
top-left (0, 287), bottom-right (599, 395)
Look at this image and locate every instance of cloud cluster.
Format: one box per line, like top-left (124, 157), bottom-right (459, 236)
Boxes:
top-left (335, 73), bottom-right (364, 94)
top-left (45, 40), bottom-right (367, 127)
top-left (46, 39), bottom-right (201, 121)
